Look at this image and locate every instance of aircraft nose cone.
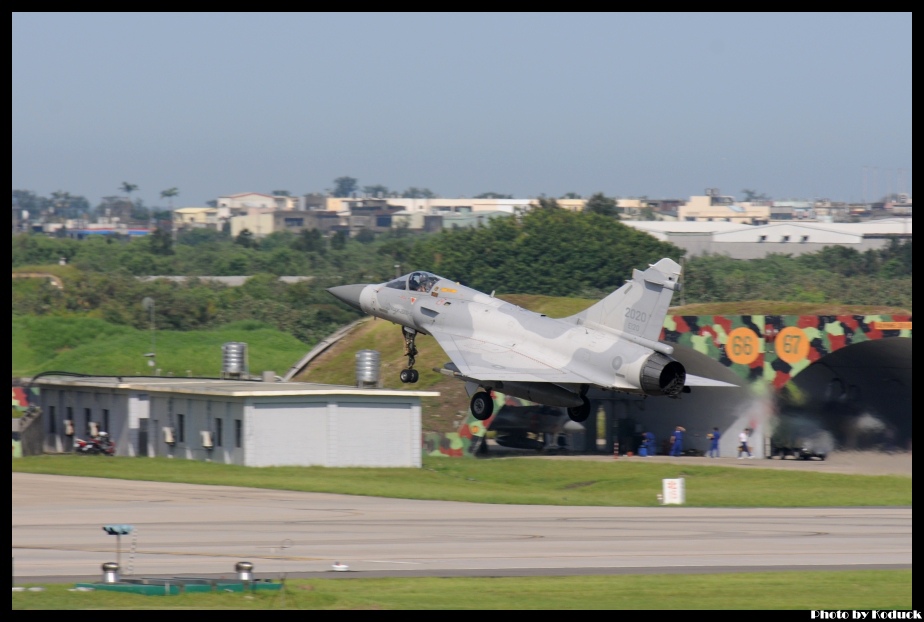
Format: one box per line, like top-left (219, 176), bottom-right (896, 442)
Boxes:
top-left (327, 284), bottom-right (367, 311)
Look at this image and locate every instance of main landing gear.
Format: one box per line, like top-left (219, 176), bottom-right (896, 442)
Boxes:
top-left (567, 395), bottom-right (592, 423)
top-left (470, 390), bottom-right (493, 421)
top-left (470, 387), bottom-right (590, 423)
top-left (399, 327), bottom-right (419, 384)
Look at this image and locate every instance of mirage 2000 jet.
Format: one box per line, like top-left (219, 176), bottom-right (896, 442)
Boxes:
top-left (327, 258), bottom-right (735, 424)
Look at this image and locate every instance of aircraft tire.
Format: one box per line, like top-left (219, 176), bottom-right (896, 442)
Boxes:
top-left (470, 391), bottom-right (493, 421)
top-left (567, 396), bottom-right (592, 423)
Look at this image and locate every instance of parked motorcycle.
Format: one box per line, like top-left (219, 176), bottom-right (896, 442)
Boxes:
top-left (74, 432), bottom-right (115, 456)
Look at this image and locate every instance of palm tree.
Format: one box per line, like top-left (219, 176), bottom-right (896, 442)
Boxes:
top-left (120, 182), bottom-right (139, 204)
top-left (160, 187), bottom-right (179, 209)
top-left (117, 182), bottom-right (142, 229)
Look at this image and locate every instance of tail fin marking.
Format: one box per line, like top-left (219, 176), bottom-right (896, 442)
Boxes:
top-left (566, 258), bottom-right (682, 342)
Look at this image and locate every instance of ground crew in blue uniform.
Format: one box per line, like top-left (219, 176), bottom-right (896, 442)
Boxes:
top-left (708, 427), bottom-right (721, 458)
top-left (641, 430), bottom-right (656, 456)
top-left (669, 425), bottom-right (686, 456)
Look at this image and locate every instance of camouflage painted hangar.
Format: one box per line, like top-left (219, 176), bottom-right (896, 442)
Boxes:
top-left (432, 313), bottom-right (911, 460)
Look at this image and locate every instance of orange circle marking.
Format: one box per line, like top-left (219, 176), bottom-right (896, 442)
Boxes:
top-left (775, 326), bottom-right (810, 364)
top-left (726, 327), bottom-right (760, 365)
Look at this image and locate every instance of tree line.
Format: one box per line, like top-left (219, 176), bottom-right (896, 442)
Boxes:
top-left (12, 208), bottom-right (913, 346)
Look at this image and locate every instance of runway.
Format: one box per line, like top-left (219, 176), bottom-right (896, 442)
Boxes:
top-left (12, 473), bottom-right (912, 584)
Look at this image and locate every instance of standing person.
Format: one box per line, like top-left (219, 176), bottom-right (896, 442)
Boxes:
top-left (669, 425), bottom-right (686, 456)
top-left (738, 428), bottom-right (753, 459)
top-left (708, 427), bottom-right (721, 458)
top-left (639, 431), bottom-right (655, 458)
top-left (643, 430), bottom-right (656, 456)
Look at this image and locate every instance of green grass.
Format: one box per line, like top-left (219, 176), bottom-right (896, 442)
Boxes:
top-left (12, 316), bottom-right (310, 378)
top-left (12, 454), bottom-right (912, 507)
top-left (11, 570), bottom-right (913, 610)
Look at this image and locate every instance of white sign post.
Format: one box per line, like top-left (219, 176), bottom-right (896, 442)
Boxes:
top-left (662, 478), bottom-right (685, 504)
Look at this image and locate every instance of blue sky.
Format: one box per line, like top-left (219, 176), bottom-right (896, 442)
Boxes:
top-left (12, 12), bottom-right (912, 207)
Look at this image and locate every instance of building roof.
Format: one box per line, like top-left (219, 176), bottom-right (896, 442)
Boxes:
top-left (623, 221), bottom-right (746, 242)
top-left (623, 219), bottom-right (912, 236)
top-left (220, 192), bottom-right (276, 199)
top-left (173, 207), bottom-right (216, 214)
top-left (624, 221), bottom-right (746, 234)
top-left (30, 374), bottom-right (439, 399)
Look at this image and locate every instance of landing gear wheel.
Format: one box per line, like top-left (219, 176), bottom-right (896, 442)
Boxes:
top-left (399, 368), bottom-right (419, 384)
top-left (470, 391), bottom-right (493, 421)
top-left (399, 327), bottom-right (420, 384)
top-left (567, 395), bottom-right (592, 423)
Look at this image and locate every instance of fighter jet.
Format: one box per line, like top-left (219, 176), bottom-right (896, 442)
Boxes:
top-left (327, 257), bottom-right (734, 424)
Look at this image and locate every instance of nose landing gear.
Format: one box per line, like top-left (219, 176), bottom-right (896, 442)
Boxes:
top-left (400, 327), bottom-right (420, 384)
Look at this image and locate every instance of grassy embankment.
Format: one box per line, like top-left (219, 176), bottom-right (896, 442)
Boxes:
top-left (12, 315), bottom-right (311, 380)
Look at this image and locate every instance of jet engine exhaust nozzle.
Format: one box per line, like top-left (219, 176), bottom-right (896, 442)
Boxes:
top-left (640, 352), bottom-right (686, 398)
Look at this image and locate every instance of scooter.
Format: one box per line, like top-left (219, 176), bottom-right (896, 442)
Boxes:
top-left (93, 434), bottom-right (116, 456)
top-left (74, 437), bottom-right (94, 454)
top-left (74, 434), bottom-right (115, 456)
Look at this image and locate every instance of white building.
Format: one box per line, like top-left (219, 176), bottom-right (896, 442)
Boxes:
top-left (172, 207), bottom-right (222, 231)
top-left (217, 192), bottom-right (299, 212)
top-left (32, 374), bottom-right (437, 468)
top-left (677, 191), bottom-right (771, 225)
top-left (624, 219), bottom-right (912, 259)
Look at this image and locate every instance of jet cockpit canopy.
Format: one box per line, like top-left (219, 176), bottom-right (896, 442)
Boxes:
top-left (386, 271), bottom-right (441, 293)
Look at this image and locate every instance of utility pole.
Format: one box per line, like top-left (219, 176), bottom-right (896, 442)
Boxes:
top-left (142, 297), bottom-right (156, 370)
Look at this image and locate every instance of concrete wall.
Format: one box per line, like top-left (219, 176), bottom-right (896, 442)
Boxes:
top-left (14, 410), bottom-right (45, 457)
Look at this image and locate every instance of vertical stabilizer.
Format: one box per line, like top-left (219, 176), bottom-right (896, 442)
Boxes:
top-left (566, 258), bottom-right (682, 341)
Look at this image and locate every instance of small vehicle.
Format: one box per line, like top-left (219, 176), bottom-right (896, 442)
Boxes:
top-left (74, 432), bottom-right (115, 456)
top-left (768, 419), bottom-right (832, 461)
top-left (770, 442), bottom-right (827, 461)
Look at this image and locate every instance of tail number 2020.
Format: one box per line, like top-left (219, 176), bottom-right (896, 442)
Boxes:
top-left (624, 307), bottom-right (648, 323)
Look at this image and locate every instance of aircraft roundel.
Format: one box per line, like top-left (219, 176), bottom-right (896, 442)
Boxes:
top-left (470, 423), bottom-right (483, 435)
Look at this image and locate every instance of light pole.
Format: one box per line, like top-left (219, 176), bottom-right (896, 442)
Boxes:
top-left (142, 297), bottom-right (156, 369)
